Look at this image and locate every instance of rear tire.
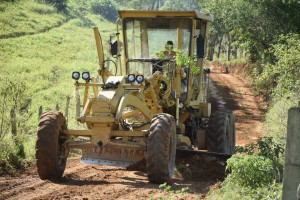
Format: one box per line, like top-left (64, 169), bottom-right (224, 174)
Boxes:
top-left (206, 110), bottom-right (235, 154)
top-left (146, 113), bottom-right (176, 184)
top-left (36, 111), bottom-right (68, 180)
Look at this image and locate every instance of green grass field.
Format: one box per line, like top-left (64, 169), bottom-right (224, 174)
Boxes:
top-left (0, 1), bottom-right (67, 38)
top-left (0, 0), bottom-right (115, 132)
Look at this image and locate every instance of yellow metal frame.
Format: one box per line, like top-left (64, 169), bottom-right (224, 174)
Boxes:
top-left (66, 10), bottom-right (214, 165)
top-left (118, 10), bottom-right (213, 22)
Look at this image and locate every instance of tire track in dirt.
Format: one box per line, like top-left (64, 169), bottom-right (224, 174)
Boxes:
top-left (1, 158), bottom-right (219, 200)
top-left (34, 165), bottom-right (156, 200)
top-left (0, 159), bottom-right (93, 200)
top-left (17, 168), bottom-right (103, 200)
top-left (0, 179), bottom-right (29, 193)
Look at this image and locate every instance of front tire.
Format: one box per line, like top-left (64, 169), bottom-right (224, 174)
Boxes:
top-left (206, 110), bottom-right (235, 154)
top-left (36, 111), bottom-right (68, 180)
top-left (146, 113), bottom-right (176, 184)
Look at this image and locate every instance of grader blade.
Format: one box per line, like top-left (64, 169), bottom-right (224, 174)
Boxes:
top-left (81, 158), bottom-right (131, 167)
top-left (81, 142), bottom-right (146, 168)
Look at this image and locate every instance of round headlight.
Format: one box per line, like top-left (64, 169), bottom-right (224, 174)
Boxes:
top-left (72, 72), bottom-right (80, 80)
top-left (136, 75), bottom-right (144, 84)
top-left (204, 68), bottom-right (210, 74)
top-left (82, 72), bottom-right (90, 81)
top-left (127, 74), bottom-right (135, 83)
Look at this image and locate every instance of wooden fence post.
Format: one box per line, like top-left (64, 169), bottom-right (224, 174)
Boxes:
top-left (10, 108), bottom-right (16, 137)
top-left (282, 106), bottom-right (300, 200)
top-left (297, 183), bottom-right (300, 200)
top-left (56, 104), bottom-right (60, 111)
top-left (65, 96), bottom-right (70, 124)
top-left (38, 106), bottom-right (43, 121)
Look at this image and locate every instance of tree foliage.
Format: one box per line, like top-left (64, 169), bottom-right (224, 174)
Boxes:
top-left (116, 0), bottom-right (199, 11)
top-left (253, 33), bottom-right (300, 99)
top-left (202, 0), bottom-right (300, 62)
top-left (226, 155), bottom-right (276, 189)
top-left (160, 0), bottom-right (199, 10)
top-left (90, 0), bottom-right (117, 21)
top-left (235, 136), bottom-right (284, 176)
top-left (43, 0), bottom-right (68, 12)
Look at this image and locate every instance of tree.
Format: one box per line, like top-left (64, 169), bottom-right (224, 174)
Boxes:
top-left (159, 0), bottom-right (199, 10)
top-left (123, 0), bottom-right (200, 11)
top-left (44, 0), bottom-right (68, 12)
top-left (202, 0), bottom-right (300, 62)
top-left (89, 0), bottom-right (118, 21)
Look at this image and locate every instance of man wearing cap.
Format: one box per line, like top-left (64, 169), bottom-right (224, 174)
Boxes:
top-left (163, 40), bottom-right (176, 59)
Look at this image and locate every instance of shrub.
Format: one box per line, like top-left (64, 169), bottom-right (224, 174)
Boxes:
top-left (41, 0), bottom-right (68, 12)
top-left (68, 0), bottom-right (89, 15)
top-left (89, 0), bottom-right (117, 21)
top-left (235, 137), bottom-right (284, 162)
top-left (254, 33), bottom-right (300, 100)
top-left (226, 155), bottom-right (277, 189)
top-left (0, 134), bottom-right (35, 175)
top-left (235, 137), bottom-right (284, 179)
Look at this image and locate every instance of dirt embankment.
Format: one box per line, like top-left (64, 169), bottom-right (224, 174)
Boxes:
top-left (0, 65), bottom-right (266, 200)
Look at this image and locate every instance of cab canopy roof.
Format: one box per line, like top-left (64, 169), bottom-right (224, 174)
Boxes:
top-left (118, 10), bottom-right (213, 22)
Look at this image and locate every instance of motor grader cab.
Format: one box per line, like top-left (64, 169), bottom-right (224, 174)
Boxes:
top-left (35, 11), bottom-right (235, 184)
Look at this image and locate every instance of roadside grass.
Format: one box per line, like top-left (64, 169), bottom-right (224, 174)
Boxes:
top-left (0, 133), bottom-right (35, 175)
top-left (206, 136), bottom-right (284, 200)
top-left (206, 180), bottom-right (282, 200)
top-left (264, 93), bottom-right (299, 145)
top-left (150, 183), bottom-right (190, 200)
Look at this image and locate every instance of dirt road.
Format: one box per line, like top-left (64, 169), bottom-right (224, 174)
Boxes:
top-left (209, 65), bottom-right (265, 146)
top-left (0, 66), bottom-right (265, 200)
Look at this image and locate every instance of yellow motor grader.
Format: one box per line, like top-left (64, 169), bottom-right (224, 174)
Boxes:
top-left (35, 10), bottom-right (235, 184)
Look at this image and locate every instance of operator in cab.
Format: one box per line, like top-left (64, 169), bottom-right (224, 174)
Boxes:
top-left (163, 40), bottom-right (176, 59)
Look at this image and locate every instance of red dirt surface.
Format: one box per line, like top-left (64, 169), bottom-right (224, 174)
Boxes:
top-left (0, 65), bottom-right (265, 200)
top-left (209, 65), bottom-right (265, 146)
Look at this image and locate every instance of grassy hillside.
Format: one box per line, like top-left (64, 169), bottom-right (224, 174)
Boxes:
top-left (0, 1), bottom-right (67, 38)
top-left (0, 0), bottom-right (115, 168)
